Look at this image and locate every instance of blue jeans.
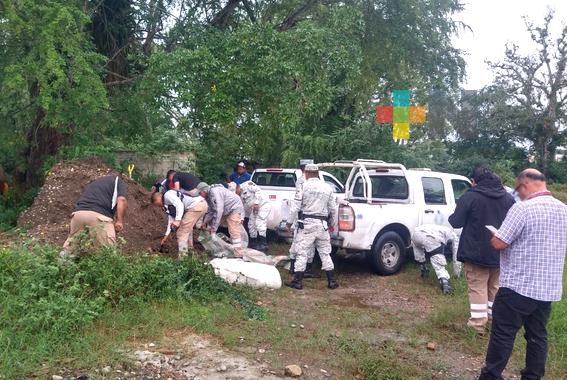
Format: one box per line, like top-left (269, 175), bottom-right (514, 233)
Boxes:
top-left (478, 287), bottom-right (551, 380)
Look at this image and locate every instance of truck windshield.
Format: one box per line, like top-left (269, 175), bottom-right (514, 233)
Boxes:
top-left (252, 172), bottom-right (296, 187)
top-left (352, 175), bottom-right (409, 199)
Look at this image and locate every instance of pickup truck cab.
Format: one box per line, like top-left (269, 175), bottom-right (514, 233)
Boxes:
top-left (251, 168), bottom-right (344, 237)
top-left (319, 159), bottom-right (470, 275)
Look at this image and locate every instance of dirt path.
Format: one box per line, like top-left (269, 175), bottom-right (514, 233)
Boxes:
top-left (54, 331), bottom-right (282, 380)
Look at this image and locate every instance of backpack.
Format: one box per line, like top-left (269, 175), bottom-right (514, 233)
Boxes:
top-left (163, 191), bottom-right (184, 218)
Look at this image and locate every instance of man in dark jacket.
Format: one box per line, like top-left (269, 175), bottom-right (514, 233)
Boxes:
top-left (449, 167), bottom-right (515, 333)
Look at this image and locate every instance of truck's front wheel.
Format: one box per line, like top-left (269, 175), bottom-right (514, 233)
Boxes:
top-left (367, 231), bottom-right (405, 275)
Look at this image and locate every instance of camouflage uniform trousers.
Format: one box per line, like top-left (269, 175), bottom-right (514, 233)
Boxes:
top-left (248, 203), bottom-right (271, 238)
top-left (412, 229), bottom-right (461, 280)
top-left (288, 225), bottom-right (315, 263)
top-left (294, 223), bottom-right (334, 272)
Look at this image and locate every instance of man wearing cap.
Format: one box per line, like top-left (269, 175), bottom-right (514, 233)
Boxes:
top-left (150, 190), bottom-right (208, 255)
top-left (62, 175), bottom-right (128, 254)
top-left (288, 159), bottom-right (318, 277)
top-left (286, 164), bottom-right (338, 290)
top-left (229, 162), bottom-right (252, 185)
top-left (197, 182), bottom-right (246, 255)
top-left (237, 180), bottom-right (271, 252)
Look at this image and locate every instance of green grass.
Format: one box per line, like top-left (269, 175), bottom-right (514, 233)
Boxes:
top-left (1, 239), bottom-right (565, 379)
top-left (0, 241), bottom-right (262, 378)
top-left (550, 183), bottom-right (567, 203)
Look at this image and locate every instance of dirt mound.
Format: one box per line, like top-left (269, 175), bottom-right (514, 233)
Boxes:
top-left (18, 158), bottom-right (167, 253)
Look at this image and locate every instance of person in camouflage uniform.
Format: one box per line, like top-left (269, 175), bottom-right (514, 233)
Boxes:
top-left (412, 224), bottom-right (462, 295)
top-left (238, 180), bottom-right (271, 252)
top-left (286, 164), bottom-right (338, 290)
top-left (288, 159), bottom-right (318, 277)
top-left (197, 182), bottom-right (245, 256)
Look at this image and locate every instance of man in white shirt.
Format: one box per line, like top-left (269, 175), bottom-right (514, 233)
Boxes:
top-left (151, 190), bottom-right (208, 256)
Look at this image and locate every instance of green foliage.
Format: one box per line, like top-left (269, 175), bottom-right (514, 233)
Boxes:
top-left (0, 187), bottom-right (38, 231)
top-left (0, 242), bottom-right (263, 377)
top-left (549, 184), bottom-right (567, 204)
top-left (0, 0), bottom-right (107, 123)
top-left (0, 0), bottom-right (108, 183)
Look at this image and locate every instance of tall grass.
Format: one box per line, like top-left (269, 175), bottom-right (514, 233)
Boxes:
top-left (0, 242), bottom-right (263, 378)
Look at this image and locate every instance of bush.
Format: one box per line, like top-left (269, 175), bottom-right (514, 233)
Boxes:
top-left (0, 187), bottom-right (38, 230)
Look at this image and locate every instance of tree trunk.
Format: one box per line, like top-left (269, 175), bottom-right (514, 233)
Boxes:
top-left (91, 0), bottom-right (132, 86)
top-left (24, 115), bottom-right (70, 186)
top-left (22, 82), bottom-right (71, 187)
top-left (210, 0), bottom-right (243, 29)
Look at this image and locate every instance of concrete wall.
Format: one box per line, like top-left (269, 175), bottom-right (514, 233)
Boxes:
top-left (115, 151), bottom-right (195, 177)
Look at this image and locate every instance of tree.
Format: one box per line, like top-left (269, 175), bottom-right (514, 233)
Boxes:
top-left (0, 0), bottom-right (108, 185)
top-left (143, 0), bottom-right (466, 174)
top-left (489, 11), bottom-right (567, 176)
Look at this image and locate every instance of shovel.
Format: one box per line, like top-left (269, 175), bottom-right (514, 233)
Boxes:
top-left (159, 225), bottom-right (178, 253)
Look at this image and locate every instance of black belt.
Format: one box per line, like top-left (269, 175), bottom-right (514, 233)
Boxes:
top-left (302, 214), bottom-right (327, 221)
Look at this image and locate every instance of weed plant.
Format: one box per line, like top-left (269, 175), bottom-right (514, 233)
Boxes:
top-left (0, 241), bottom-right (263, 377)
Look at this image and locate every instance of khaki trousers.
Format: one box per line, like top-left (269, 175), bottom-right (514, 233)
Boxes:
top-left (464, 262), bottom-right (500, 329)
top-left (177, 200), bottom-right (208, 251)
top-left (63, 210), bottom-right (116, 250)
top-left (221, 212), bottom-right (243, 254)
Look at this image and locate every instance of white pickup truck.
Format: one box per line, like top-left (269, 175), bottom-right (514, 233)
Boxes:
top-left (250, 168), bottom-right (345, 238)
top-left (319, 159), bottom-right (470, 275)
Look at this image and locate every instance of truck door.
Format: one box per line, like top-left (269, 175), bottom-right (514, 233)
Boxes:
top-left (419, 176), bottom-right (453, 226)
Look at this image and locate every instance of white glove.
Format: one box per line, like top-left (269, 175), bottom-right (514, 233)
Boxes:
top-left (453, 260), bottom-right (463, 277)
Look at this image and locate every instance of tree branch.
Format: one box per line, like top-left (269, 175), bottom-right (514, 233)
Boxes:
top-left (242, 0), bottom-right (256, 23)
top-left (278, 0), bottom-right (319, 32)
top-left (210, 0), bottom-right (243, 29)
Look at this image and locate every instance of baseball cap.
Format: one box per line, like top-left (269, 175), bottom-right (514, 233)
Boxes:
top-left (196, 182), bottom-right (210, 192)
top-left (304, 164), bottom-right (319, 172)
top-left (237, 162), bottom-right (246, 168)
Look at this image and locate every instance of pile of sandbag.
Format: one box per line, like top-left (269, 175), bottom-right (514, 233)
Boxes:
top-left (197, 231), bottom-right (287, 289)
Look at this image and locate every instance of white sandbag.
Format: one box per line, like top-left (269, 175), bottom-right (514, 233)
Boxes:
top-left (198, 230), bottom-right (282, 265)
top-left (197, 230), bottom-right (248, 257)
top-left (210, 258), bottom-right (282, 289)
top-left (243, 248), bottom-right (280, 265)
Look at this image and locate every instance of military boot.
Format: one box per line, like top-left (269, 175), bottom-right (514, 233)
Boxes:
top-left (325, 270), bottom-right (339, 289)
top-left (439, 278), bottom-right (454, 295)
top-left (419, 262), bottom-right (429, 278)
top-left (289, 259), bottom-right (296, 274)
top-left (285, 271), bottom-right (304, 290)
top-left (303, 262), bottom-right (320, 278)
top-left (256, 235), bottom-right (268, 252)
top-left (249, 237), bottom-right (258, 249)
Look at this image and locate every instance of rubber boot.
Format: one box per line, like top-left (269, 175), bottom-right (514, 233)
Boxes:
top-left (285, 271), bottom-right (304, 290)
top-left (419, 262), bottom-right (429, 278)
top-left (256, 235), bottom-right (268, 252)
top-left (249, 237), bottom-right (258, 249)
top-left (439, 278), bottom-right (454, 295)
top-left (325, 270), bottom-right (339, 289)
top-left (303, 262), bottom-right (320, 279)
top-left (289, 259), bottom-right (296, 274)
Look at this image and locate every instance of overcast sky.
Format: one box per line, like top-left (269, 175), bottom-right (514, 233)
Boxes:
top-left (452, 0), bottom-right (567, 90)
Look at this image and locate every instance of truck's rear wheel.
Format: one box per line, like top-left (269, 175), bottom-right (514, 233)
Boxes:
top-left (367, 231), bottom-right (405, 275)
